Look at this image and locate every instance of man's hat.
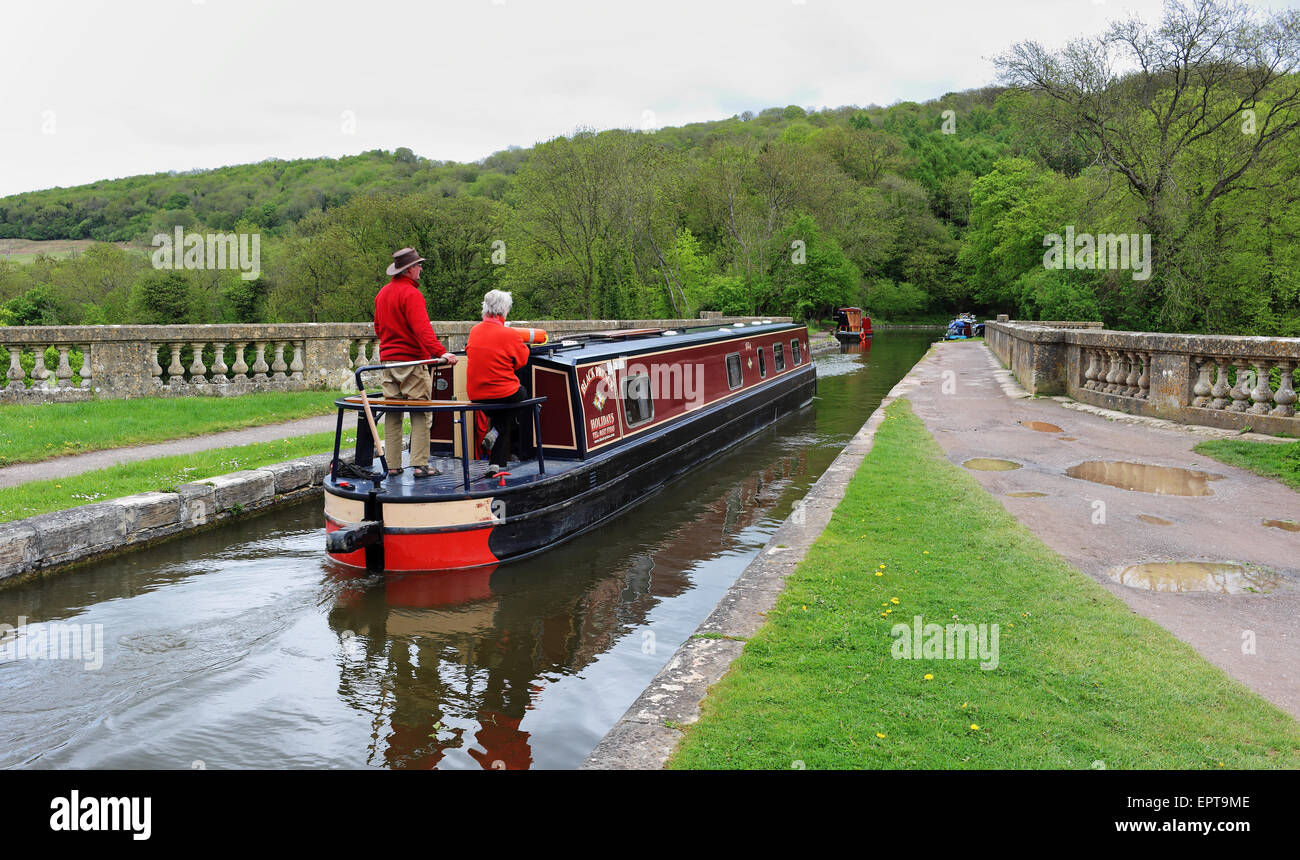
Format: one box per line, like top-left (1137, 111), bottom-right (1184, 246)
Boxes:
top-left (387, 247), bottom-right (426, 276)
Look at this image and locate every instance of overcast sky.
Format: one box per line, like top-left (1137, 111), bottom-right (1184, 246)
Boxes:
top-left (2, 0), bottom-right (1297, 198)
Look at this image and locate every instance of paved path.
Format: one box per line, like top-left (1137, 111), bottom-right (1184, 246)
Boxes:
top-left (904, 342), bottom-right (1300, 719)
top-left (0, 415), bottom-right (338, 489)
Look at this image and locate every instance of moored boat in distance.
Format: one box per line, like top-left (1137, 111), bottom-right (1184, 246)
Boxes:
top-left (324, 321), bottom-right (817, 571)
top-left (834, 307), bottom-right (872, 345)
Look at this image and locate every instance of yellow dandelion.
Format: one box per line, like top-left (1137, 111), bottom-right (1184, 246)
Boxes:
top-left (875, 571), bottom-right (883, 577)
top-left (923, 550), bottom-right (930, 554)
top-left (890, 597), bottom-right (900, 605)
top-left (802, 605), bottom-right (807, 611)
top-left (970, 723), bottom-right (980, 731)
top-left (879, 612), bottom-right (887, 617)
top-left (876, 732), bottom-right (886, 739)
top-left (923, 673), bottom-right (933, 680)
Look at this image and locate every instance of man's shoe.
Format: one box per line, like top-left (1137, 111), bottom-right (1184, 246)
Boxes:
top-left (412, 465), bottom-right (439, 478)
top-left (481, 427), bottom-right (499, 452)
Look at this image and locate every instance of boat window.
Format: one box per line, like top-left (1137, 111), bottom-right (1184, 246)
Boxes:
top-left (791, 339), bottom-right (802, 364)
top-left (726, 353), bottom-right (743, 390)
top-left (623, 373), bottom-right (654, 428)
top-left (773, 342), bottom-right (785, 372)
top-left (758, 348), bottom-right (767, 378)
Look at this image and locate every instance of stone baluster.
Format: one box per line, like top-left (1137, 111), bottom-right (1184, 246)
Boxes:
top-left (210, 342), bottom-right (229, 384)
top-left (1272, 361), bottom-right (1296, 417)
top-left (290, 341), bottom-right (305, 381)
top-left (1123, 351), bottom-right (1140, 396)
top-left (32, 346), bottom-right (51, 389)
top-left (1105, 350), bottom-right (1122, 394)
top-left (1247, 359), bottom-right (1274, 416)
top-left (167, 344), bottom-right (186, 387)
top-left (1138, 352), bottom-right (1151, 399)
top-left (148, 344), bottom-right (164, 388)
top-left (271, 342), bottom-right (288, 381)
top-left (1192, 358), bottom-right (1213, 407)
top-left (1227, 360), bottom-right (1251, 412)
top-left (55, 346), bottom-right (74, 388)
top-left (353, 339), bottom-right (370, 369)
top-left (5, 346), bottom-right (25, 391)
top-left (188, 341), bottom-right (209, 386)
top-left (80, 345), bottom-right (93, 389)
top-left (231, 343), bottom-right (249, 382)
top-left (251, 342), bottom-right (270, 382)
top-left (1083, 350), bottom-right (1099, 390)
top-left (1208, 359), bottom-right (1231, 410)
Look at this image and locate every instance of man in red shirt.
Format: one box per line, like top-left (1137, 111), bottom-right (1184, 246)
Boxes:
top-left (373, 248), bottom-right (458, 477)
top-left (467, 289), bottom-right (532, 475)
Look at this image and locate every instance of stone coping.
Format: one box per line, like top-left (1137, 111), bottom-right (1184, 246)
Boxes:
top-left (0, 318), bottom-right (792, 345)
top-left (0, 453), bottom-right (335, 589)
top-left (987, 321), bottom-right (1300, 358)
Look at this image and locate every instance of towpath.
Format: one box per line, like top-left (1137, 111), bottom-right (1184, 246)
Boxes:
top-left (0, 415), bottom-right (337, 489)
top-left (905, 341), bottom-right (1300, 718)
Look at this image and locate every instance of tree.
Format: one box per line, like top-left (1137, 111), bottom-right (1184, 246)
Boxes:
top-left (995, 0), bottom-right (1300, 327)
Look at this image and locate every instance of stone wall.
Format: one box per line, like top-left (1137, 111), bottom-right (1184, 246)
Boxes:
top-left (0, 317), bottom-right (788, 402)
top-left (986, 321), bottom-right (1300, 436)
top-left (0, 454), bottom-right (335, 586)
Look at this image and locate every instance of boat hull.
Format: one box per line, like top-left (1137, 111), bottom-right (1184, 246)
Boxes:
top-left (325, 365), bottom-right (817, 571)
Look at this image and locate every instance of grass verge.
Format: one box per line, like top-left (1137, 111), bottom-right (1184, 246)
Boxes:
top-left (0, 429), bottom-right (358, 524)
top-left (1193, 438), bottom-right (1300, 493)
top-left (0, 390), bottom-right (343, 467)
top-left (668, 399), bottom-right (1300, 769)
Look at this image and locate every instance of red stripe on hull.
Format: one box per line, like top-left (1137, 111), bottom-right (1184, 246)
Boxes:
top-left (383, 526), bottom-right (498, 571)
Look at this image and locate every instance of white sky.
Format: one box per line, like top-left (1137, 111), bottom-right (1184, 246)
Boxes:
top-left (1, 0), bottom-right (1297, 197)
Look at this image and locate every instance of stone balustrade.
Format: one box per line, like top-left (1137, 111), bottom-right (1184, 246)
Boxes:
top-left (0, 317), bottom-right (787, 402)
top-left (986, 320), bottom-right (1300, 436)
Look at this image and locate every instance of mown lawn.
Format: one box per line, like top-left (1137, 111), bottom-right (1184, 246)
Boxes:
top-left (669, 399), bottom-right (1300, 769)
top-left (0, 391), bottom-right (343, 466)
top-left (1194, 438), bottom-right (1300, 493)
top-left (0, 430), bottom-right (356, 524)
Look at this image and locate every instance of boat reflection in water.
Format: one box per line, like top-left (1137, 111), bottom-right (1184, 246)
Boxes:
top-left (838, 337), bottom-right (873, 356)
top-left (325, 449), bottom-right (806, 769)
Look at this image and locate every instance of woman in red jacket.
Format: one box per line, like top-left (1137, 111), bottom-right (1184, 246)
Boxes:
top-left (467, 290), bottom-right (532, 476)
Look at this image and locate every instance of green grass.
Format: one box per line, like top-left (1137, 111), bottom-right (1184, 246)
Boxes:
top-left (0, 429), bottom-right (358, 524)
top-left (669, 399), bottom-right (1300, 769)
top-left (1194, 438), bottom-right (1300, 492)
top-left (0, 390), bottom-right (343, 467)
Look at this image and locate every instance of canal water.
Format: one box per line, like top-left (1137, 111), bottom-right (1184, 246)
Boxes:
top-left (0, 333), bottom-right (932, 770)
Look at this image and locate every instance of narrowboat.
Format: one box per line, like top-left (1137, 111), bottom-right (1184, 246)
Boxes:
top-left (834, 307), bottom-right (872, 345)
top-left (324, 321), bottom-right (817, 572)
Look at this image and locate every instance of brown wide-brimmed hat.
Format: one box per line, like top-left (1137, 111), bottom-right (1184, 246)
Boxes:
top-left (386, 247), bottom-right (426, 276)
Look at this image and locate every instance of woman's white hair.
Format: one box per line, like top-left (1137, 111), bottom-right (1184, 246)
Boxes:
top-left (482, 289), bottom-right (513, 319)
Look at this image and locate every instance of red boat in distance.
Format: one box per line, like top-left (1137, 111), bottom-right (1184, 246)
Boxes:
top-left (834, 307), bottom-right (872, 345)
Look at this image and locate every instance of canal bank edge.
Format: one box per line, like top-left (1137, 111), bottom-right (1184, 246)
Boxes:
top-left (582, 347), bottom-right (931, 769)
top-left (0, 453), bottom-right (335, 589)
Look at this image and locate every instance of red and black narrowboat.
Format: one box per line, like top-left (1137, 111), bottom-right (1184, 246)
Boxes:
top-left (323, 321), bottom-right (816, 572)
top-left (834, 307), bottom-right (872, 345)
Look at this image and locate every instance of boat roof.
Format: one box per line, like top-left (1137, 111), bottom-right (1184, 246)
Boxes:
top-left (528, 320), bottom-right (802, 365)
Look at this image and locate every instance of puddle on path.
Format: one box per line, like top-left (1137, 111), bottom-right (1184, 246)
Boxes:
top-left (1058, 437), bottom-right (1077, 441)
top-left (1108, 561), bottom-right (1283, 594)
top-left (1006, 491), bottom-right (1047, 498)
top-left (1137, 515), bottom-right (1173, 526)
top-left (964, 458), bottom-right (1022, 471)
top-left (1263, 520), bottom-right (1300, 533)
top-left (1020, 421), bottom-right (1064, 433)
top-left (1065, 461), bottom-right (1223, 496)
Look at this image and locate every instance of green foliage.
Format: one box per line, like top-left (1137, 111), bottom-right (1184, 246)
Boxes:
top-left (130, 270), bottom-right (195, 324)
